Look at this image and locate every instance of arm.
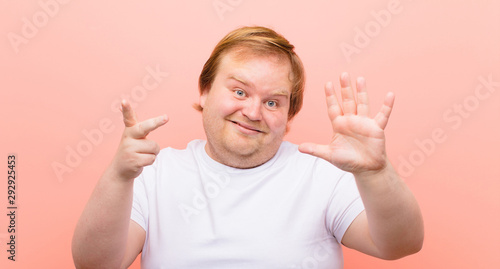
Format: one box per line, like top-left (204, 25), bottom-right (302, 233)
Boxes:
top-left (342, 163), bottom-right (424, 260)
top-left (72, 100), bottom-right (168, 268)
top-left (299, 73), bottom-right (424, 260)
top-left (121, 220), bottom-right (147, 268)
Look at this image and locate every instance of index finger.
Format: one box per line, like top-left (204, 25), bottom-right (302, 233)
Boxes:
top-left (325, 81), bottom-right (342, 122)
top-left (121, 99), bottom-right (137, 127)
top-left (128, 115), bottom-right (168, 139)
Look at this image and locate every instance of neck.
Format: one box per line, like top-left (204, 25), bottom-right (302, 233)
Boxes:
top-left (204, 142), bottom-right (276, 169)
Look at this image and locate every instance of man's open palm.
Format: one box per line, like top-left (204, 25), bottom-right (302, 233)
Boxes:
top-left (299, 73), bottom-right (395, 174)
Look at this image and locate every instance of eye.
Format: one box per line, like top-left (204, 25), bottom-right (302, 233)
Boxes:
top-left (266, 100), bottom-right (277, 108)
top-left (234, 89), bottom-right (246, 97)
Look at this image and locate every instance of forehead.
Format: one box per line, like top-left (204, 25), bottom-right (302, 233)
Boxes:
top-left (216, 49), bottom-right (293, 87)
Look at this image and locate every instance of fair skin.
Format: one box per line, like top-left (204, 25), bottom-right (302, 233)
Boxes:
top-left (72, 51), bottom-right (423, 268)
top-left (200, 51), bottom-right (293, 168)
top-left (72, 99), bottom-right (165, 269)
top-left (298, 73), bottom-right (424, 259)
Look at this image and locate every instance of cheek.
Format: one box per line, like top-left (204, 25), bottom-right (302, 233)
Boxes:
top-left (265, 113), bottom-right (288, 132)
top-left (219, 99), bottom-right (239, 116)
top-left (208, 95), bottom-right (239, 118)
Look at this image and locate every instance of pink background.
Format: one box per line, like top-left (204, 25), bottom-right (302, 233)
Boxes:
top-left (1, 0), bottom-right (499, 268)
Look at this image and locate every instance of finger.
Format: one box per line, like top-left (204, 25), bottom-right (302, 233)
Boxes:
top-left (135, 139), bottom-right (161, 155)
top-left (121, 99), bottom-right (138, 127)
top-left (340, 72), bottom-right (357, 115)
top-left (129, 114), bottom-right (168, 139)
top-left (374, 92), bottom-right (395, 130)
top-left (135, 153), bottom-right (158, 168)
top-left (298, 143), bottom-right (332, 163)
top-left (325, 81), bottom-right (342, 122)
top-left (356, 77), bottom-right (370, 117)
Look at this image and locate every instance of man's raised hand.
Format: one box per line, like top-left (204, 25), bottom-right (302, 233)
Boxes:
top-left (299, 72), bottom-right (395, 175)
top-left (110, 100), bottom-right (168, 181)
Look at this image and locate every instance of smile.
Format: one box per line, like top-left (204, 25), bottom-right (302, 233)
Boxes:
top-left (230, 120), bottom-right (263, 134)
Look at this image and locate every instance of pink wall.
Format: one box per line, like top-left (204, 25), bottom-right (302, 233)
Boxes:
top-left (1, 0), bottom-right (499, 268)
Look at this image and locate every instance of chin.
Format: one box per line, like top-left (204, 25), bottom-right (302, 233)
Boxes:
top-left (226, 139), bottom-right (260, 156)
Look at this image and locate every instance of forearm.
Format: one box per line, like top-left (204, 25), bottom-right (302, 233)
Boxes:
top-left (72, 165), bottom-right (135, 269)
top-left (353, 161), bottom-right (424, 259)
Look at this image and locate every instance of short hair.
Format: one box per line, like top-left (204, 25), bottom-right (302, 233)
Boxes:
top-left (196, 26), bottom-right (305, 121)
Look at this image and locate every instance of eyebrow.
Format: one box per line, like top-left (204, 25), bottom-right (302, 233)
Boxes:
top-left (269, 89), bottom-right (290, 98)
top-left (228, 75), bottom-right (290, 98)
top-left (229, 75), bottom-right (252, 87)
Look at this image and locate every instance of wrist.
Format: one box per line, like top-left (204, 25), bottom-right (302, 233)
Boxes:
top-left (352, 161), bottom-right (402, 198)
top-left (106, 160), bottom-right (138, 184)
top-left (352, 159), bottom-right (393, 180)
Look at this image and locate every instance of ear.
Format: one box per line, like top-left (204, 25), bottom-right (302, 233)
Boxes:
top-left (199, 89), bottom-right (208, 109)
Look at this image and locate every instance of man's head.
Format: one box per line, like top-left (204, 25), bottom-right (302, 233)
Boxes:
top-left (197, 26), bottom-right (305, 168)
top-left (196, 26), bottom-right (305, 121)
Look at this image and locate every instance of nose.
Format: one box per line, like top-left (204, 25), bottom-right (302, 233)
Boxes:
top-left (242, 98), bottom-right (262, 121)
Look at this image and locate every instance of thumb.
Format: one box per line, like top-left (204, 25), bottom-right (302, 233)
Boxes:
top-left (298, 143), bottom-right (332, 162)
top-left (120, 99), bottom-right (137, 127)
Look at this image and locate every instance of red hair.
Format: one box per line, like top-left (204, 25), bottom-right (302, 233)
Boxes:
top-left (196, 26), bottom-right (305, 121)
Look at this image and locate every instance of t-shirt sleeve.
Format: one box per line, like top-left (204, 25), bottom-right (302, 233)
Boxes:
top-left (131, 172), bottom-right (149, 230)
top-left (324, 170), bottom-right (365, 244)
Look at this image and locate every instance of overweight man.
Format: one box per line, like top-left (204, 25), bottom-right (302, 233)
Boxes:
top-left (72, 26), bottom-right (424, 269)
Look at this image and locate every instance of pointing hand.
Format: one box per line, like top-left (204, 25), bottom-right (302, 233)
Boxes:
top-left (110, 100), bottom-right (168, 181)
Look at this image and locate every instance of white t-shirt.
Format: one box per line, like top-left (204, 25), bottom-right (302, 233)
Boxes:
top-left (131, 140), bottom-right (364, 269)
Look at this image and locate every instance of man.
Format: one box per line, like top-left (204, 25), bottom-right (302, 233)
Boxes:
top-left (72, 26), bottom-right (423, 268)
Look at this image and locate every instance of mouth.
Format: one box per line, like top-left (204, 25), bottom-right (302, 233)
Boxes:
top-left (230, 120), bottom-right (263, 133)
